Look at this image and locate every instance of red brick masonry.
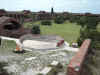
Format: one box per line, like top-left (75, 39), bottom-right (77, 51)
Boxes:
top-left (57, 40), bottom-right (64, 47)
top-left (67, 39), bottom-right (91, 75)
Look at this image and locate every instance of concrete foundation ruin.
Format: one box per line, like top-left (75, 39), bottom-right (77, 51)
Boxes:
top-left (20, 34), bottom-right (65, 50)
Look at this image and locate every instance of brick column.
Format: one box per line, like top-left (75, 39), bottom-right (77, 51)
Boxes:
top-left (67, 39), bottom-right (91, 75)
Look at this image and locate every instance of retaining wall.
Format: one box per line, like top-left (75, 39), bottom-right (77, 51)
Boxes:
top-left (67, 39), bottom-right (91, 75)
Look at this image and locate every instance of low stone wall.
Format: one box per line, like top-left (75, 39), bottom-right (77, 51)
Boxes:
top-left (67, 39), bottom-right (91, 75)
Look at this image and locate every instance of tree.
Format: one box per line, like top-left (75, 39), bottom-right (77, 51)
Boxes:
top-left (77, 16), bottom-right (99, 46)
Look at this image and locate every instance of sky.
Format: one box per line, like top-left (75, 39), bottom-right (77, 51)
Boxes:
top-left (0, 0), bottom-right (100, 14)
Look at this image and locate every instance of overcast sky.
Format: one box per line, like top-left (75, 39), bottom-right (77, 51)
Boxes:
top-left (0, 0), bottom-right (100, 13)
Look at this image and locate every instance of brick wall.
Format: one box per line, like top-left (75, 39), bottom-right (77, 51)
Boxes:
top-left (67, 39), bottom-right (91, 75)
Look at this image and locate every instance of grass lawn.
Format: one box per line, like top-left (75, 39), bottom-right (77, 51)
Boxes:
top-left (0, 40), bottom-right (16, 50)
top-left (23, 21), bottom-right (81, 43)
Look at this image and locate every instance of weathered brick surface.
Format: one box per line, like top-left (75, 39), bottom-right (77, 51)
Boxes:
top-left (57, 40), bottom-right (64, 47)
top-left (0, 16), bottom-right (31, 38)
top-left (67, 39), bottom-right (91, 75)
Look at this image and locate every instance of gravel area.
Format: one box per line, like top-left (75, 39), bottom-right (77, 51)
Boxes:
top-left (0, 40), bottom-right (77, 75)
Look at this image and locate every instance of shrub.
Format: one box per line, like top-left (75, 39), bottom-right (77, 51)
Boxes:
top-left (54, 16), bottom-right (65, 24)
top-left (31, 25), bottom-right (40, 34)
top-left (41, 20), bottom-right (52, 26)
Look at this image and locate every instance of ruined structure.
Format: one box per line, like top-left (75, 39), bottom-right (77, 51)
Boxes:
top-left (0, 9), bottom-right (25, 24)
top-left (2, 12), bottom-right (24, 24)
top-left (22, 10), bottom-right (33, 22)
top-left (22, 10), bottom-right (31, 14)
top-left (35, 11), bottom-right (52, 20)
top-left (0, 9), bottom-right (6, 17)
top-left (1, 9), bottom-right (100, 22)
top-left (0, 16), bottom-right (30, 38)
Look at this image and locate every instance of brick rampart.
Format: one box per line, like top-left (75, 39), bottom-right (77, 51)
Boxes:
top-left (67, 39), bottom-right (91, 75)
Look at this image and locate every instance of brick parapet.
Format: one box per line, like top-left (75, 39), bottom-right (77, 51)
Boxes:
top-left (67, 39), bottom-right (91, 75)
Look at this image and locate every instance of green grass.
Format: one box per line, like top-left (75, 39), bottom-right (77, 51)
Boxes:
top-left (23, 21), bottom-right (81, 43)
top-left (0, 40), bottom-right (16, 53)
top-left (24, 22), bottom-right (34, 29)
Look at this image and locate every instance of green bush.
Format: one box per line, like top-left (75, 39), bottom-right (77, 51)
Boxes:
top-left (41, 20), bottom-right (52, 26)
top-left (54, 16), bottom-right (65, 24)
top-left (31, 25), bottom-right (40, 34)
